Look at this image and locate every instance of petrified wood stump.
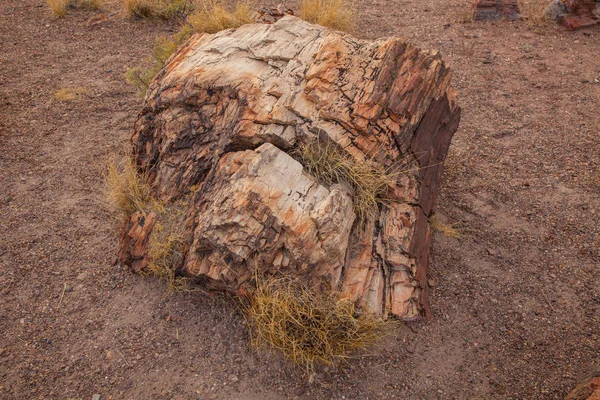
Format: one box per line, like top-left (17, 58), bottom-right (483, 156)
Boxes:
top-left (119, 16), bottom-right (460, 319)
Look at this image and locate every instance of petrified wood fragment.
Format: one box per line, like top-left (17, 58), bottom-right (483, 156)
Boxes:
top-left (120, 16), bottom-right (460, 319)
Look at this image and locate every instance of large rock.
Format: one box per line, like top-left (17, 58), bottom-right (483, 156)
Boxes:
top-left (121, 16), bottom-right (460, 319)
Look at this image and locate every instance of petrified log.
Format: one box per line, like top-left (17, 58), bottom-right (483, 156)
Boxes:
top-left (121, 16), bottom-right (460, 319)
top-left (473, 0), bottom-right (521, 21)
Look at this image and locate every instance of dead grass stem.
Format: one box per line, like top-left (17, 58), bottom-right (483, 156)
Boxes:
top-left (53, 87), bottom-right (89, 101)
top-left (123, 0), bottom-right (193, 19)
top-left (103, 155), bottom-right (158, 215)
top-left (187, 0), bottom-right (254, 34)
top-left (295, 139), bottom-right (400, 222)
top-left (47, 0), bottom-right (102, 16)
top-left (299, 0), bottom-right (354, 32)
top-left (430, 215), bottom-right (462, 238)
top-left (519, 0), bottom-right (550, 26)
top-left (146, 224), bottom-right (191, 292)
top-left (244, 277), bottom-right (391, 372)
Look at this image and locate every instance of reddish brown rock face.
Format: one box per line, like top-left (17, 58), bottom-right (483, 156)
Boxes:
top-left (473, 0), bottom-right (521, 21)
top-left (120, 16), bottom-right (460, 319)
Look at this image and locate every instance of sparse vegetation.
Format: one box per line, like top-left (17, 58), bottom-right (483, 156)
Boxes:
top-left (295, 139), bottom-right (401, 222)
top-left (46, 0), bottom-right (102, 17)
top-left (146, 223), bottom-right (191, 292)
top-left (187, 0), bottom-right (254, 34)
top-left (53, 87), bottom-right (89, 101)
top-left (430, 215), bottom-right (462, 238)
top-left (123, 0), bottom-right (194, 19)
top-left (104, 156), bottom-right (190, 291)
top-left (103, 155), bottom-right (157, 215)
top-left (126, 26), bottom-right (193, 96)
top-left (299, 0), bottom-right (354, 32)
top-left (520, 0), bottom-right (550, 26)
top-left (456, 8), bottom-right (474, 24)
top-left (126, 0), bottom-right (255, 96)
top-left (244, 277), bottom-right (391, 372)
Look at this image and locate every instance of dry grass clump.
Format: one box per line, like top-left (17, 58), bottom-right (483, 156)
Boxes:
top-left (146, 224), bottom-right (191, 292)
top-left (47, 0), bottom-right (102, 17)
top-left (295, 139), bottom-right (400, 222)
top-left (104, 156), bottom-right (190, 292)
top-left (103, 156), bottom-right (157, 215)
top-left (244, 278), bottom-right (391, 371)
top-left (187, 0), bottom-right (254, 34)
top-left (520, 0), bottom-right (550, 26)
top-left (123, 0), bottom-right (194, 19)
top-left (299, 0), bottom-right (354, 32)
top-left (53, 87), bottom-right (89, 101)
top-left (430, 215), bottom-right (462, 238)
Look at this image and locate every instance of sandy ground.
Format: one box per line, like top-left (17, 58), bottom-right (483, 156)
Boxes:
top-left (0, 0), bottom-right (599, 399)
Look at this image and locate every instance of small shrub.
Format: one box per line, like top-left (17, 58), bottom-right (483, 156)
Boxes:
top-left (53, 87), bottom-right (89, 101)
top-left (244, 278), bottom-right (391, 372)
top-left (295, 139), bottom-right (401, 222)
top-left (430, 215), bottom-right (462, 238)
top-left (47, 0), bottom-right (102, 16)
top-left (299, 0), bottom-right (354, 32)
top-left (187, 0), bottom-right (254, 34)
top-left (103, 156), bottom-right (157, 215)
top-left (123, 0), bottom-right (194, 19)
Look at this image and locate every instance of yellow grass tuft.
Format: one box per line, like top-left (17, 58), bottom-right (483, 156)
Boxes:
top-left (299, 0), bottom-right (354, 32)
top-left (123, 0), bottom-right (194, 19)
top-left (47, 0), bottom-right (102, 16)
top-left (430, 215), bottom-right (462, 238)
top-left (295, 139), bottom-right (401, 223)
top-left (244, 278), bottom-right (391, 372)
top-left (187, 0), bottom-right (254, 34)
top-left (53, 87), bottom-right (89, 101)
top-left (146, 224), bottom-right (191, 292)
top-left (519, 0), bottom-right (550, 26)
top-left (103, 156), bottom-right (157, 215)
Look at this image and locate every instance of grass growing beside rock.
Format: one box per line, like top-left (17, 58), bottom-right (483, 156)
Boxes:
top-left (299, 0), bottom-right (354, 31)
top-left (104, 155), bottom-right (191, 292)
top-left (123, 0), bottom-right (194, 19)
top-left (295, 139), bottom-right (399, 222)
top-left (187, 0), bottom-right (254, 33)
top-left (126, 0), bottom-right (254, 96)
top-left (244, 278), bottom-right (391, 372)
top-left (104, 155), bottom-right (157, 215)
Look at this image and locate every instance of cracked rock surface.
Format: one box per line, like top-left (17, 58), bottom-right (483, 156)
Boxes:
top-left (121, 16), bottom-right (460, 319)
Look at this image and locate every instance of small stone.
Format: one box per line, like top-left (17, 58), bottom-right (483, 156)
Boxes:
top-left (92, 394), bottom-right (101, 400)
top-left (427, 278), bottom-right (436, 288)
top-left (106, 351), bottom-right (114, 360)
top-left (294, 386), bottom-right (306, 396)
top-left (229, 375), bottom-right (239, 383)
top-left (406, 346), bottom-right (415, 354)
top-left (487, 248), bottom-right (497, 256)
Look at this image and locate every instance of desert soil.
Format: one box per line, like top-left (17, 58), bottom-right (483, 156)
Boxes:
top-left (0, 0), bottom-right (599, 399)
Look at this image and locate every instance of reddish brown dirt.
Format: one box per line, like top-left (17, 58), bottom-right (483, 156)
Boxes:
top-left (1, 0), bottom-right (599, 399)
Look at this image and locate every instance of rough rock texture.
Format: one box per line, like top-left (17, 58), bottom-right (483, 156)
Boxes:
top-left (121, 16), bottom-right (460, 319)
top-left (473, 0), bottom-right (521, 21)
top-left (554, 0), bottom-right (600, 30)
top-left (565, 373), bottom-right (600, 400)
